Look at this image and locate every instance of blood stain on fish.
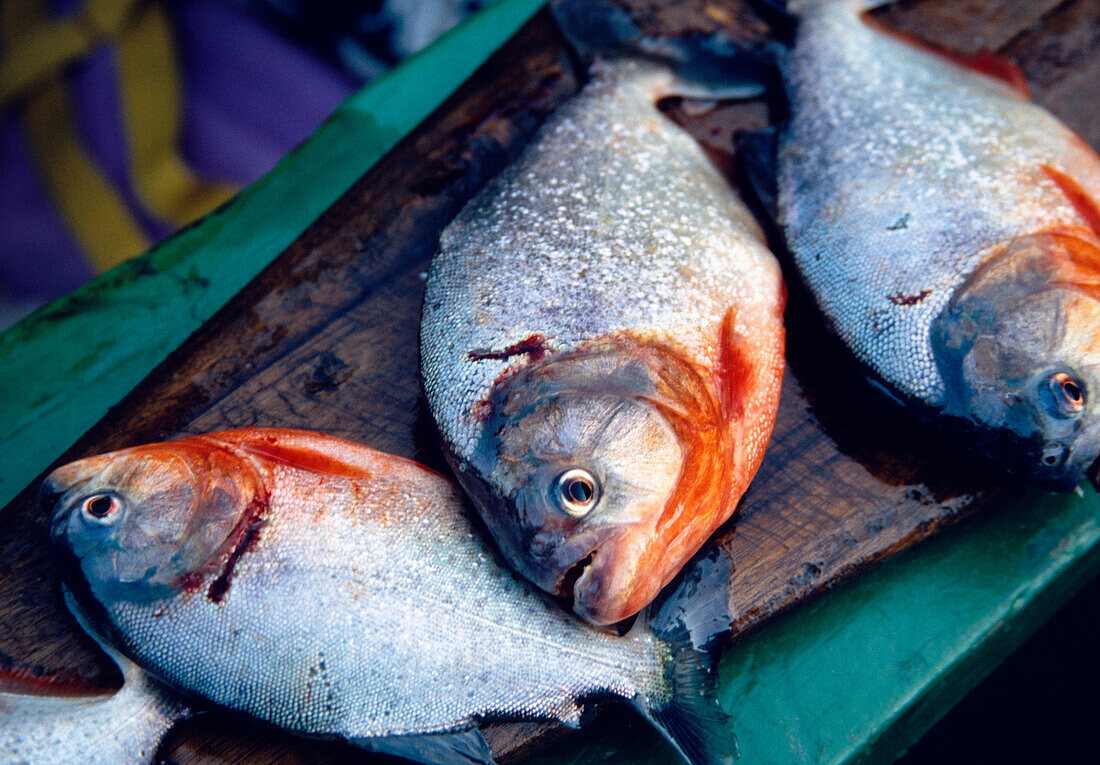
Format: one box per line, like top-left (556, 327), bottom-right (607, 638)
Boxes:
top-left (467, 334), bottom-right (549, 364)
top-left (888, 289), bottom-right (932, 306)
top-left (208, 493), bottom-right (269, 605)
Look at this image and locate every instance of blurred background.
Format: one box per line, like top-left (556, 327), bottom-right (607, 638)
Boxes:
top-left (0, 0), bottom-right (487, 330)
top-left (2, 1), bottom-right (1098, 762)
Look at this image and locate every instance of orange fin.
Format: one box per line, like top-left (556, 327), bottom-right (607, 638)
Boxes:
top-left (201, 428), bottom-right (448, 482)
top-left (862, 15), bottom-right (1031, 99)
top-left (0, 656), bottom-right (115, 698)
top-left (1042, 164), bottom-right (1100, 242)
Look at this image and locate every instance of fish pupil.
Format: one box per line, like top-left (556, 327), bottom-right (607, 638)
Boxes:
top-left (85, 495), bottom-right (115, 518)
top-left (567, 478), bottom-right (593, 504)
top-left (554, 468), bottom-right (599, 516)
top-left (1063, 379), bottom-right (1082, 403)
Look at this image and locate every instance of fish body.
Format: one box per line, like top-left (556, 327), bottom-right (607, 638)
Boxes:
top-left (771, 0), bottom-right (1100, 488)
top-left (44, 428), bottom-right (734, 765)
top-left (420, 2), bottom-right (786, 625)
top-left (1, 599), bottom-right (188, 765)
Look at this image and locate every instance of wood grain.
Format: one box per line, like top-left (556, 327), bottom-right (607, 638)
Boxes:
top-left (3, 0), bottom-right (1098, 762)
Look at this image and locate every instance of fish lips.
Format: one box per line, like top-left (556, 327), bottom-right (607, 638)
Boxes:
top-left (535, 527), bottom-right (637, 626)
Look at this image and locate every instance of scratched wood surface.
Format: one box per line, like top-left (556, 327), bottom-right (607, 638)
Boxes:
top-left (2, 0), bottom-right (1098, 762)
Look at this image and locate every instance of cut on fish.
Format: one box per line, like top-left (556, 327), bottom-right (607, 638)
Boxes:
top-left (420, 0), bottom-right (786, 626)
top-left (45, 428), bottom-right (737, 765)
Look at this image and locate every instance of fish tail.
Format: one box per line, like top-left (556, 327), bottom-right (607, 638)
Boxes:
top-left (634, 547), bottom-right (743, 762)
top-left (551, 0), bottom-right (773, 100)
top-left (635, 624), bottom-right (737, 765)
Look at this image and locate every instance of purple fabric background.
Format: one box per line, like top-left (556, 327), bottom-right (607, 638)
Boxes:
top-left (0, 0), bottom-right (357, 303)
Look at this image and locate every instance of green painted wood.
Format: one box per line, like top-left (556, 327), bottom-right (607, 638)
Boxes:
top-left (0, 0), bottom-right (548, 510)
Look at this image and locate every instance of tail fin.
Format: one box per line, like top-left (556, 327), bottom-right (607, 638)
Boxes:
top-left (635, 625), bottom-right (738, 765)
top-left (649, 541), bottom-right (738, 652)
top-left (551, 0), bottom-right (774, 100)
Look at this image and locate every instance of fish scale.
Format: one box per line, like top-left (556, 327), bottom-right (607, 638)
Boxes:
top-left (421, 38), bottom-right (786, 625)
top-left (781, 0), bottom-right (1100, 403)
top-left (424, 58), bottom-right (780, 459)
top-left (45, 429), bottom-right (735, 765)
top-left (768, 0), bottom-right (1100, 488)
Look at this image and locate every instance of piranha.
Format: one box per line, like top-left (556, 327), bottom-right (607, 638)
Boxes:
top-left (744, 0), bottom-right (1100, 490)
top-left (419, 0), bottom-right (786, 626)
top-left (44, 428), bottom-right (737, 765)
top-left (1, 592), bottom-right (189, 765)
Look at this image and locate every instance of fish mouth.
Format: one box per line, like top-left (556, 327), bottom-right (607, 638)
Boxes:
top-left (554, 550), bottom-right (596, 600)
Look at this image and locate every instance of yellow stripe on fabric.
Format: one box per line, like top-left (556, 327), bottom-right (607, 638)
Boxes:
top-left (0, 0), bottom-right (139, 106)
top-left (0, 19), bottom-right (91, 103)
top-left (2, 0), bottom-right (149, 272)
top-left (115, 1), bottom-right (238, 227)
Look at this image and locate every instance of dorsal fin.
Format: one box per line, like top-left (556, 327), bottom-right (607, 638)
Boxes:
top-left (862, 15), bottom-right (1031, 99)
top-left (198, 428), bottom-right (445, 482)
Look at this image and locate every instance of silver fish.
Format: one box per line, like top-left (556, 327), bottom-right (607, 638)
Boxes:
top-left (420, 0), bottom-right (786, 626)
top-left (1, 593), bottom-right (188, 765)
top-left (43, 428), bottom-right (735, 765)
top-left (762, 0), bottom-right (1100, 489)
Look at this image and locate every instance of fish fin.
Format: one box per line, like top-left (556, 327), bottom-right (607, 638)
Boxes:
top-left (551, 0), bottom-right (773, 101)
top-left (861, 15), bottom-right (1030, 99)
top-left (0, 647), bottom-right (119, 699)
top-left (351, 728), bottom-right (496, 765)
top-left (734, 127), bottom-right (780, 224)
top-left (648, 542), bottom-right (736, 652)
top-left (634, 625), bottom-right (737, 765)
top-left (558, 699), bottom-right (586, 729)
top-left (1042, 165), bottom-right (1100, 241)
top-left (62, 587), bottom-right (140, 685)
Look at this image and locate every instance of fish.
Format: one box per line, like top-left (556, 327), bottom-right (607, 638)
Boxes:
top-left (419, 0), bottom-right (787, 626)
top-left (744, 0), bottom-right (1100, 490)
top-left (1, 592), bottom-right (189, 765)
top-left (44, 427), bottom-right (737, 765)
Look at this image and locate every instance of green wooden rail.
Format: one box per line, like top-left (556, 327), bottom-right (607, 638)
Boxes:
top-left (2, 1), bottom-right (1098, 762)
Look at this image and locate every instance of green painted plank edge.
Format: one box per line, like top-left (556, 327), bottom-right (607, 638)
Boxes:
top-left (0, 0), bottom-right (547, 509)
top-left (524, 488), bottom-right (1100, 764)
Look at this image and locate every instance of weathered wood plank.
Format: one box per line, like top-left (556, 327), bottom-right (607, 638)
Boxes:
top-left (2, 1), bottom-right (1098, 763)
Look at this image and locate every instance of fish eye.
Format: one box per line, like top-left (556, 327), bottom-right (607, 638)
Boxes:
top-left (1042, 371), bottom-right (1086, 418)
top-left (553, 469), bottom-right (600, 518)
top-left (80, 493), bottom-right (123, 525)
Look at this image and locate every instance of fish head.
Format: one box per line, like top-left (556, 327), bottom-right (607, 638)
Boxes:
top-left (43, 437), bottom-right (265, 605)
top-left (931, 229), bottom-right (1100, 490)
top-left (463, 339), bottom-right (732, 625)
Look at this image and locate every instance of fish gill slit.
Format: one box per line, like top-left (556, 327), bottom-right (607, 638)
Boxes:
top-left (207, 491), bottom-right (270, 605)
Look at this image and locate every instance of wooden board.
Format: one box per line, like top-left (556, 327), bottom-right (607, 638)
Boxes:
top-left (2, 0), bottom-right (1097, 762)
